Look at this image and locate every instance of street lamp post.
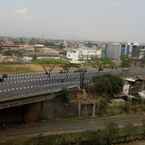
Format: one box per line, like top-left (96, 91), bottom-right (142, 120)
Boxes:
top-left (80, 69), bottom-right (85, 89)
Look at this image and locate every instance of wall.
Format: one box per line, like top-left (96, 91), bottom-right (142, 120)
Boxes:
top-left (41, 96), bottom-right (78, 119)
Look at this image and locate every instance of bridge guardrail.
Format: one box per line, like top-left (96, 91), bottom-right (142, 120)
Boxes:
top-left (0, 69), bottom-right (123, 102)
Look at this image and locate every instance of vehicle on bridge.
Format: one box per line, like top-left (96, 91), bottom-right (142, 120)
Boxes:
top-left (0, 74), bottom-right (8, 82)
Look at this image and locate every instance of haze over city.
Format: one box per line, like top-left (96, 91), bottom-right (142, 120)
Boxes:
top-left (0, 0), bottom-right (145, 42)
top-left (2, 1), bottom-right (145, 145)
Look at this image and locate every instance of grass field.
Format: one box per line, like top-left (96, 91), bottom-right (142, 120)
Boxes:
top-left (0, 64), bottom-right (44, 73)
top-left (0, 64), bottom-right (65, 74)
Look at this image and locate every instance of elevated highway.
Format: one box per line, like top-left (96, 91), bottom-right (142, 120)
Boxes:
top-left (0, 69), bottom-right (123, 110)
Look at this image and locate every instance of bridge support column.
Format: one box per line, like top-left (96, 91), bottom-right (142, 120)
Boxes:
top-left (40, 101), bottom-right (45, 120)
top-left (80, 71), bottom-right (85, 89)
top-left (92, 103), bottom-right (96, 117)
top-left (78, 101), bottom-right (81, 117)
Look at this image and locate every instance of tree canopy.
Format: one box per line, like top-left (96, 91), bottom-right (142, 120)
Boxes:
top-left (121, 55), bottom-right (131, 68)
top-left (32, 58), bottom-right (70, 65)
top-left (93, 74), bottom-right (124, 98)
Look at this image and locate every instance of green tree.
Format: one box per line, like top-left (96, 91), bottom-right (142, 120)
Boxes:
top-left (93, 74), bottom-right (124, 98)
top-left (100, 57), bottom-right (114, 69)
top-left (59, 88), bottom-right (71, 104)
top-left (41, 64), bottom-right (56, 77)
top-left (121, 55), bottom-right (131, 68)
top-left (90, 58), bottom-right (104, 71)
top-left (96, 97), bottom-right (108, 115)
top-left (61, 62), bottom-right (72, 73)
top-left (124, 101), bottom-right (130, 113)
top-left (32, 58), bottom-right (69, 65)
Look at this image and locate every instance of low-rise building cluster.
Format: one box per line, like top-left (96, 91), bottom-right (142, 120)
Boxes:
top-left (0, 37), bottom-right (145, 64)
top-left (65, 41), bottom-right (145, 64)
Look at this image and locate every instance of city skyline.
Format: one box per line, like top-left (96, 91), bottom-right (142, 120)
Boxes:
top-left (1, 0), bottom-right (145, 42)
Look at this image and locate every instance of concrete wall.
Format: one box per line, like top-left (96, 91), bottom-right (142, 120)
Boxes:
top-left (41, 97), bottom-right (78, 119)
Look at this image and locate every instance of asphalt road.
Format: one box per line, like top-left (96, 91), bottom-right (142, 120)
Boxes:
top-left (0, 69), bottom-right (122, 101)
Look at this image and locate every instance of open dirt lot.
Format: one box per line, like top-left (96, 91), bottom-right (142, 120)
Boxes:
top-left (0, 64), bottom-right (62, 73)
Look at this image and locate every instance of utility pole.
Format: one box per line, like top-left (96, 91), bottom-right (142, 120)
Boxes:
top-left (80, 69), bottom-right (85, 89)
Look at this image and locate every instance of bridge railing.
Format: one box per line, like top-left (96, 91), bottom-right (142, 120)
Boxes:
top-left (0, 69), bottom-right (123, 100)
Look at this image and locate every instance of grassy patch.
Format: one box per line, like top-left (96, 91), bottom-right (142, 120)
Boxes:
top-left (0, 64), bottom-right (43, 73)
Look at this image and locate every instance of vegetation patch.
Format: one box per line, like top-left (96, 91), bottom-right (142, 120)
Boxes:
top-left (93, 74), bottom-right (124, 98)
top-left (1, 123), bottom-right (145, 145)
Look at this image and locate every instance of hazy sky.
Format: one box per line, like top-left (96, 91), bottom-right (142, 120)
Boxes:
top-left (1, 0), bottom-right (145, 41)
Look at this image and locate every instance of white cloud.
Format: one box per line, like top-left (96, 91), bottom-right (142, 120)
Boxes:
top-left (16, 8), bottom-right (29, 16)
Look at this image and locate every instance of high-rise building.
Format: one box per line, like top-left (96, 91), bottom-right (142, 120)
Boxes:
top-left (100, 43), bottom-right (107, 58)
top-left (106, 43), bottom-right (121, 60)
top-left (132, 45), bottom-right (140, 58)
top-left (127, 42), bottom-right (140, 58)
top-left (121, 43), bottom-right (129, 56)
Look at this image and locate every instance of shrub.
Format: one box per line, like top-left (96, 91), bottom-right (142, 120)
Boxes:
top-left (93, 74), bottom-right (124, 98)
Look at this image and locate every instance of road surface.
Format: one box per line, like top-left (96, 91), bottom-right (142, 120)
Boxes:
top-left (0, 69), bottom-right (122, 102)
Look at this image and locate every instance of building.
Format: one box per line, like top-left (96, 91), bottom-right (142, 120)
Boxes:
top-left (22, 56), bottom-right (33, 63)
top-left (100, 43), bottom-right (107, 58)
top-left (36, 47), bottom-right (60, 60)
top-left (139, 46), bottom-right (145, 59)
top-left (124, 42), bottom-right (145, 61)
top-left (126, 42), bottom-right (140, 58)
top-left (106, 43), bottom-right (122, 60)
top-left (79, 44), bottom-right (101, 60)
top-left (66, 49), bottom-right (80, 63)
top-left (64, 40), bottom-right (80, 49)
top-left (123, 77), bottom-right (145, 97)
top-left (131, 43), bottom-right (140, 58)
top-left (121, 43), bottom-right (129, 56)
top-left (66, 47), bottom-right (102, 64)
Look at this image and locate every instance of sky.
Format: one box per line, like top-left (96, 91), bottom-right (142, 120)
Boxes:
top-left (0, 0), bottom-right (145, 42)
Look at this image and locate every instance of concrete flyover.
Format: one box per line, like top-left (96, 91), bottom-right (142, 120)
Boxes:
top-left (0, 68), bottom-right (139, 110)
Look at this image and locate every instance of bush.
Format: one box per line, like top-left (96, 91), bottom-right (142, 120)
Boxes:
top-left (121, 55), bottom-right (131, 68)
top-left (32, 58), bottom-right (70, 65)
top-left (59, 89), bottom-right (71, 104)
top-left (93, 74), bottom-right (124, 98)
top-left (107, 99), bottom-right (126, 115)
top-left (96, 97), bottom-right (108, 115)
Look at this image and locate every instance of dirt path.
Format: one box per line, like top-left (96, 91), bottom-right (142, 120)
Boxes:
top-left (0, 113), bottom-right (144, 140)
top-left (119, 141), bottom-right (145, 145)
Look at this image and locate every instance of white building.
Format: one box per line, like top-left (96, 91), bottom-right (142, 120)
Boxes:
top-left (139, 48), bottom-right (145, 59)
top-left (123, 80), bottom-right (131, 96)
top-left (22, 56), bottom-right (33, 63)
top-left (66, 47), bottom-right (102, 64)
top-left (66, 49), bottom-right (80, 63)
top-left (34, 44), bottom-right (44, 48)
